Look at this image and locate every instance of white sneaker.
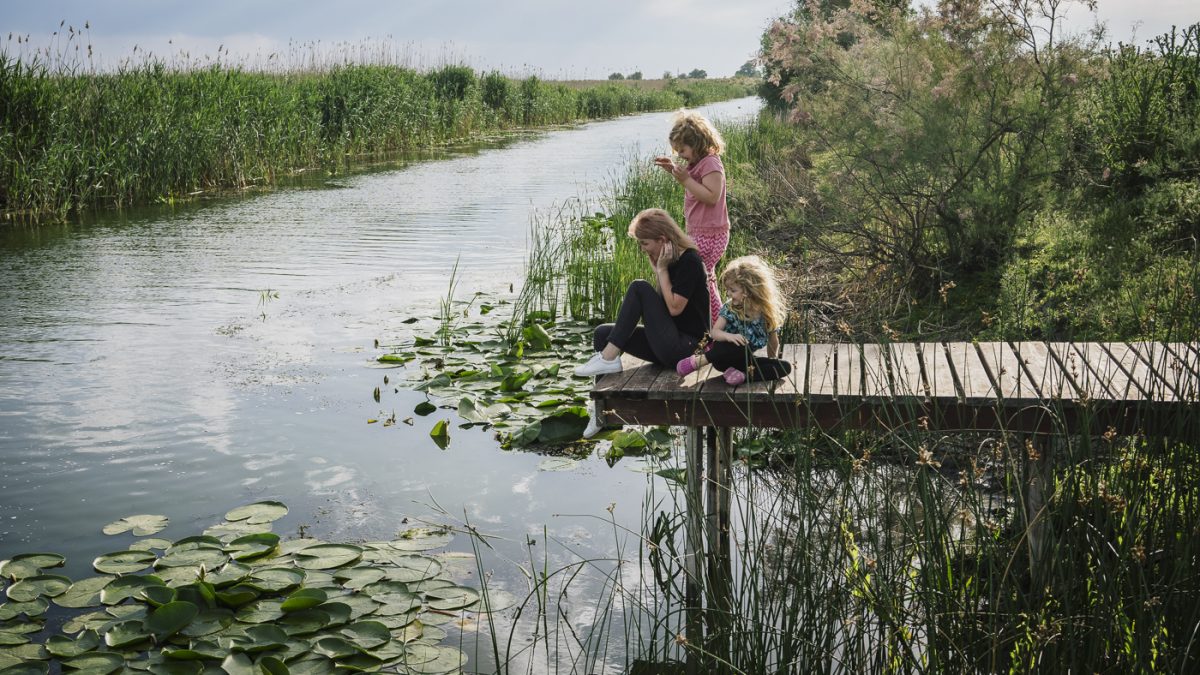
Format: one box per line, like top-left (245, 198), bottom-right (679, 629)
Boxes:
top-left (574, 352), bottom-right (623, 377)
top-left (582, 414), bottom-right (607, 439)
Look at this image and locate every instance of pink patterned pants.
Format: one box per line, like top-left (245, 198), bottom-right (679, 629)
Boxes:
top-left (692, 230), bottom-right (729, 326)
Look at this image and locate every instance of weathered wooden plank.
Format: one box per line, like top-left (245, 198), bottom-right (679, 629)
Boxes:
top-left (975, 341), bottom-right (1028, 401)
top-left (591, 353), bottom-right (644, 393)
top-left (1047, 342), bottom-right (1110, 401)
top-left (806, 343), bottom-right (838, 399)
top-left (1162, 343), bottom-right (1200, 401)
top-left (918, 342), bottom-right (960, 401)
top-left (770, 344), bottom-right (806, 397)
top-left (1102, 342), bottom-right (1166, 401)
top-left (859, 344), bottom-right (892, 399)
top-left (1127, 342), bottom-right (1189, 402)
top-left (888, 343), bottom-right (927, 398)
top-left (1071, 342), bottom-right (1145, 401)
top-left (616, 361), bottom-right (666, 397)
top-left (836, 343), bottom-right (862, 398)
top-left (1012, 342), bottom-right (1075, 400)
top-left (944, 341), bottom-right (993, 402)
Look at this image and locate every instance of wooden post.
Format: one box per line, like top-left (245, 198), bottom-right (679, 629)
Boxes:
top-left (684, 427), bottom-right (705, 675)
top-left (704, 426), bottom-right (734, 673)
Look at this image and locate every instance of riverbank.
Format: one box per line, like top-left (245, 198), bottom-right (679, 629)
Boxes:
top-left (0, 54), bottom-right (754, 220)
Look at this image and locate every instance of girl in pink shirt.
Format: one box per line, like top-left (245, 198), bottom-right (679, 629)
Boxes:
top-left (654, 110), bottom-right (729, 325)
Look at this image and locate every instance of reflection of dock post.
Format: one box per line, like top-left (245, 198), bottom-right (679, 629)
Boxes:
top-left (684, 425), bottom-right (734, 674)
top-left (684, 427), bottom-right (705, 675)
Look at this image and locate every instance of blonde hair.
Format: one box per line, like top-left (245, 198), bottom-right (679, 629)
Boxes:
top-left (627, 208), bottom-right (697, 266)
top-left (719, 255), bottom-right (786, 332)
top-left (668, 109), bottom-right (725, 158)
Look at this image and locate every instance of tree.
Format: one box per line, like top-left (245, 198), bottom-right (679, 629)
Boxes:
top-left (687, 68), bottom-right (707, 79)
top-left (628, 71), bottom-right (643, 80)
top-left (608, 72), bottom-right (624, 80)
top-left (735, 59), bottom-right (761, 77)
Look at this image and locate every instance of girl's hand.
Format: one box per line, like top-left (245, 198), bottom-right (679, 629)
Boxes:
top-left (656, 242), bottom-right (674, 271)
top-left (654, 156), bottom-right (675, 173)
top-left (726, 334), bottom-right (748, 347)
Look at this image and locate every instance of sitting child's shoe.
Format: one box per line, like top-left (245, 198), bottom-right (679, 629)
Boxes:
top-left (575, 352), bottom-right (623, 377)
top-left (676, 355), bottom-right (698, 376)
top-left (723, 367), bottom-right (746, 386)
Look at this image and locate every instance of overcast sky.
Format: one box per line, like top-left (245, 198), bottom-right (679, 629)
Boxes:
top-left (3, 1), bottom-right (1197, 79)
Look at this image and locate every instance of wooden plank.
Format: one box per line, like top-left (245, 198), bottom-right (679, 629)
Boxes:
top-left (1047, 342), bottom-right (1110, 401)
top-left (770, 344), bottom-right (806, 397)
top-left (1011, 342), bottom-right (1074, 400)
top-left (836, 343), bottom-right (862, 398)
top-left (1102, 342), bottom-right (1163, 401)
top-left (1127, 342), bottom-right (1188, 402)
top-left (591, 353), bottom-right (643, 393)
top-left (944, 341), bottom-right (993, 403)
top-left (888, 343), bottom-right (927, 398)
top-left (1072, 342), bottom-right (1146, 401)
top-left (918, 342), bottom-right (959, 401)
top-left (806, 343), bottom-right (838, 398)
top-left (974, 341), bottom-right (1028, 401)
top-left (859, 344), bottom-right (892, 399)
top-left (616, 360), bottom-right (665, 397)
top-left (1162, 343), bottom-right (1200, 401)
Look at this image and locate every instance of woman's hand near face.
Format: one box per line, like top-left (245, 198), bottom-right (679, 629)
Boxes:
top-left (656, 241), bottom-right (674, 271)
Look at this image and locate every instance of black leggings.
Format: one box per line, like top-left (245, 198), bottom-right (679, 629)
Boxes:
top-left (706, 342), bottom-right (793, 382)
top-left (593, 280), bottom-right (700, 367)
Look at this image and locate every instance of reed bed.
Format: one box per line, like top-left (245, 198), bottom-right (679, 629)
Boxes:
top-left (0, 38), bottom-right (754, 220)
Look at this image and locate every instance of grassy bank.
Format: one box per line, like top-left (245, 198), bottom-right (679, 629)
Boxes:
top-left (0, 54), bottom-right (754, 220)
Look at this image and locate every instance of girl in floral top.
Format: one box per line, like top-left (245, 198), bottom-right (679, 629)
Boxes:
top-left (676, 255), bottom-right (792, 385)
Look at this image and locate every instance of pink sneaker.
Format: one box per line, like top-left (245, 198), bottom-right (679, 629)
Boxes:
top-left (723, 368), bottom-right (746, 386)
top-left (676, 355), bottom-right (698, 376)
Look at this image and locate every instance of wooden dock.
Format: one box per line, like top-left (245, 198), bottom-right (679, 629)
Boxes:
top-left (592, 341), bottom-right (1200, 436)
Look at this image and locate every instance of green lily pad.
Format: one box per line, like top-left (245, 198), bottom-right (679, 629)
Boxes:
top-left (224, 501), bottom-right (289, 525)
top-left (102, 514), bottom-right (169, 536)
top-left (0, 598), bottom-right (50, 620)
top-left (286, 656), bottom-right (337, 675)
top-left (333, 567), bottom-right (386, 590)
top-left (390, 528), bottom-right (453, 552)
top-left (429, 419), bottom-right (450, 449)
top-left (413, 401), bottom-right (437, 416)
top-left (46, 629), bottom-right (99, 658)
top-left (7, 553), bottom-right (65, 570)
top-left (132, 538), bottom-right (173, 551)
top-left (235, 598), bottom-right (285, 623)
top-left (423, 585), bottom-right (480, 611)
top-left (4, 574), bottom-right (71, 602)
top-left (226, 533), bottom-right (280, 561)
top-left (381, 554), bottom-right (442, 583)
top-left (202, 561), bottom-right (252, 588)
top-left (146, 600), bottom-right (200, 638)
top-left (54, 575), bottom-right (114, 609)
top-left (179, 608), bottom-right (233, 638)
top-left (93, 550), bottom-right (157, 575)
top-left (0, 559), bottom-right (42, 581)
top-left (138, 584), bottom-right (177, 606)
top-left (280, 587), bottom-right (327, 612)
top-left (246, 568), bottom-right (305, 593)
top-left (104, 619), bottom-right (151, 648)
top-left (100, 575), bottom-right (165, 605)
top-left (61, 609), bottom-right (111, 634)
top-left (402, 646), bottom-right (468, 674)
top-left (0, 632), bottom-right (31, 646)
top-left (279, 608), bottom-right (330, 636)
top-left (258, 657), bottom-right (289, 675)
top-left (294, 545), bottom-right (362, 570)
top-left (214, 584), bottom-right (260, 607)
top-left (0, 664), bottom-right (48, 675)
top-left (155, 547), bottom-right (228, 569)
top-left (204, 520), bottom-right (273, 540)
top-left (340, 620), bottom-right (390, 649)
top-left (220, 653), bottom-right (254, 675)
top-left (62, 651), bottom-right (123, 673)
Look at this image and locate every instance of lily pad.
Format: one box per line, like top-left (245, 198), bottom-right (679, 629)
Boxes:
top-left (4, 575), bottom-right (71, 602)
top-left (226, 533), bottom-right (280, 561)
top-left (7, 553), bottom-right (65, 570)
top-left (402, 646), bottom-right (468, 674)
top-left (423, 585), bottom-right (480, 611)
top-left (333, 567), bottom-right (386, 590)
top-left (155, 547), bottom-right (227, 569)
top-left (104, 619), bottom-right (151, 648)
top-left (145, 601), bottom-right (199, 638)
top-left (45, 629), bottom-right (99, 658)
top-left (224, 501), bottom-right (289, 525)
top-left (138, 584), bottom-right (177, 607)
top-left (294, 545), bottom-right (363, 570)
top-left (0, 598), bottom-right (50, 620)
top-left (429, 419), bottom-right (450, 449)
top-left (179, 608), bottom-right (233, 638)
top-left (246, 568), bottom-right (305, 593)
top-left (280, 587), bottom-right (327, 612)
top-left (102, 514), bottom-right (169, 537)
top-left (381, 554), bottom-right (442, 583)
top-left (93, 550), bottom-right (158, 575)
top-left (390, 528), bottom-right (453, 552)
top-left (476, 588), bottom-right (518, 613)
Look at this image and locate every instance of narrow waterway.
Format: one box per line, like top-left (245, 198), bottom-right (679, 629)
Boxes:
top-left (0, 97), bottom-right (759, 597)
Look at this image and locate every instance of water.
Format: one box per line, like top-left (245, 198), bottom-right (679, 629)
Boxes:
top-left (0, 97), bottom-right (760, 633)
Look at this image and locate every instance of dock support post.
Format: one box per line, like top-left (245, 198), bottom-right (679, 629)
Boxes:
top-left (684, 427), bottom-right (705, 675)
top-left (704, 426), bottom-right (734, 673)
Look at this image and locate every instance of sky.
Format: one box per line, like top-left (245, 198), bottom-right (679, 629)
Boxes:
top-left (3, 1), bottom-right (1197, 79)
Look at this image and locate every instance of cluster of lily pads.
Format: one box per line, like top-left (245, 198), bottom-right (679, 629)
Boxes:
top-left (0, 501), bottom-right (515, 674)
top-left (373, 302), bottom-right (674, 460)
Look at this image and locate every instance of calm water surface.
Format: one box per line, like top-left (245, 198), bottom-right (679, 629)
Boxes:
top-left (0, 98), bottom-right (760, 601)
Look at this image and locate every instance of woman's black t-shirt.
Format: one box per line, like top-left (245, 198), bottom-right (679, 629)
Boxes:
top-left (668, 248), bottom-right (710, 338)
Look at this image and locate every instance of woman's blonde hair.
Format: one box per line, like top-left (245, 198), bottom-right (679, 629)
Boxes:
top-left (719, 255), bottom-right (786, 332)
top-left (668, 109), bottom-right (725, 158)
top-left (627, 208), bottom-right (697, 266)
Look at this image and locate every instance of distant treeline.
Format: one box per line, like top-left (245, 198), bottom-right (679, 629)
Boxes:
top-left (0, 58), bottom-right (755, 218)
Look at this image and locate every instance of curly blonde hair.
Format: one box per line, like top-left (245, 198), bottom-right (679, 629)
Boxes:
top-left (668, 109), bottom-right (725, 158)
top-left (719, 255), bottom-right (786, 332)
